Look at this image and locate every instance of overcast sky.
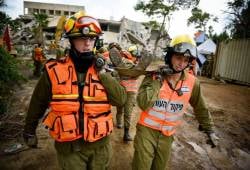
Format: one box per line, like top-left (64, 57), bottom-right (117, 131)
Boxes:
top-left (2, 0), bottom-right (229, 37)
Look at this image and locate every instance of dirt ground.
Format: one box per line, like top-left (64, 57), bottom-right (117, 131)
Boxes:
top-left (0, 61), bottom-right (250, 170)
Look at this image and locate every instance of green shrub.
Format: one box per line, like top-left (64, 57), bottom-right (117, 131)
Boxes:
top-left (0, 47), bottom-right (24, 114)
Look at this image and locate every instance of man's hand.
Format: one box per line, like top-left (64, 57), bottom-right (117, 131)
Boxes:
top-left (206, 132), bottom-right (219, 148)
top-left (23, 132), bottom-right (38, 148)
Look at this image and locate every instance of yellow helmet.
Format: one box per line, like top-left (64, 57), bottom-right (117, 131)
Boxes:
top-left (64, 10), bottom-right (102, 38)
top-left (128, 45), bottom-right (139, 57)
top-left (169, 34), bottom-right (197, 58)
top-left (128, 45), bottom-right (137, 52)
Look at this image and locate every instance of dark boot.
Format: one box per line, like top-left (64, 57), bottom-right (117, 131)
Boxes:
top-left (117, 123), bottom-right (123, 129)
top-left (123, 127), bottom-right (133, 142)
top-left (109, 48), bottom-right (123, 67)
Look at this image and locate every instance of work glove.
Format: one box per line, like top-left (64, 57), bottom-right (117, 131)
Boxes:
top-left (199, 125), bottom-right (219, 148)
top-left (206, 132), bottom-right (219, 148)
top-left (95, 55), bottom-right (106, 74)
top-left (23, 132), bottom-right (38, 148)
top-left (159, 65), bottom-right (173, 76)
top-left (153, 65), bottom-right (173, 83)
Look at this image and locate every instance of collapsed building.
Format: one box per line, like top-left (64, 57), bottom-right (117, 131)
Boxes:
top-left (11, 1), bottom-right (169, 58)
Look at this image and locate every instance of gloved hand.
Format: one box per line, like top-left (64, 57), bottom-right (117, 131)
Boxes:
top-left (159, 65), bottom-right (173, 76)
top-left (154, 72), bottom-right (163, 84)
top-left (95, 55), bottom-right (106, 73)
top-left (206, 132), bottom-right (219, 148)
top-left (23, 132), bottom-right (38, 148)
top-left (153, 65), bottom-right (173, 83)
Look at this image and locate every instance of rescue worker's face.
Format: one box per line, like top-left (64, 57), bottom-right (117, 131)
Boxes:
top-left (171, 54), bottom-right (189, 72)
top-left (72, 37), bottom-right (96, 53)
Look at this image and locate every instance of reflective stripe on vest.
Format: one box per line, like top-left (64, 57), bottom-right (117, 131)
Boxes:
top-left (148, 109), bottom-right (182, 122)
top-left (138, 74), bottom-right (195, 136)
top-left (52, 94), bottom-right (79, 100)
top-left (52, 94), bottom-right (107, 102)
top-left (143, 118), bottom-right (175, 135)
top-left (43, 57), bottom-right (113, 142)
top-left (120, 79), bottom-right (137, 92)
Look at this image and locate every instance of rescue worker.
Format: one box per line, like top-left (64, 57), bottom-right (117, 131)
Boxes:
top-left (116, 45), bottom-right (140, 142)
top-left (33, 43), bottom-right (46, 77)
top-left (132, 34), bottom-right (219, 170)
top-left (23, 11), bottom-right (126, 170)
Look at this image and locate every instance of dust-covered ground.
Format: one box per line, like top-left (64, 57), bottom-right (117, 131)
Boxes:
top-left (0, 61), bottom-right (249, 170)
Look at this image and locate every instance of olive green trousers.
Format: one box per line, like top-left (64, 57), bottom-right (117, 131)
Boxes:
top-left (132, 124), bottom-right (174, 170)
top-left (116, 92), bottom-right (136, 128)
top-left (55, 137), bottom-right (112, 170)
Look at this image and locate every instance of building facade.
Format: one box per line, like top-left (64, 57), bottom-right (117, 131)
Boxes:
top-left (23, 1), bottom-right (85, 17)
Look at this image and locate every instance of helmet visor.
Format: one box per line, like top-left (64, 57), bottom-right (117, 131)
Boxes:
top-left (75, 16), bottom-right (102, 34)
top-left (172, 42), bottom-right (197, 58)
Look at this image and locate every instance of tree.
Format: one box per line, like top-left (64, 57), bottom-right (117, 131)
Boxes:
top-left (143, 20), bottom-right (161, 30)
top-left (224, 0), bottom-right (250, 38)
top-left (33, 13), bottom-right (49, 44)
top-left (0, 12), bottom-right (11, 34)
top-left (0, 0), bottom-right (5, 6)
top-left (211, 31), bottom-right (230, 44)
top-left (9, 18), bottom-right (22, 33)
top-left (134, 0), bottom-right (199, 56)
top-left (187, 7), bottom-right (218, 33)
top-left (208, 25), bottom-right (214, 38)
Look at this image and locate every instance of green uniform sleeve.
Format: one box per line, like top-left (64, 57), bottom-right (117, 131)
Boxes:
top-left (136, 75), bottom-right (161, 111)
top-left (24, 72), bottom-right (51, 134)
top-left (189, 78), bottom-right (214, 133)
top-left (99, 72), bottom-right (127, 107)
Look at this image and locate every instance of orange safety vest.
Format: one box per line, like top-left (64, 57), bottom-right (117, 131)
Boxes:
top-left (120, 79), bottom-right (138, 92)
top-left (42, 57), bottom-right (113, 142)
top-left (138, 74), bottom-right (195, 136)
top-left (119, 50), bottom-right (138, 92)
top-left (34, 47), bottom-right (45, 61)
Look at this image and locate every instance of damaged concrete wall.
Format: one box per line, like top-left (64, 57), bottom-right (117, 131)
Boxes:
top-left (118, 17), bottom-right (151, 49)
top-left (99, 17), bottom-right (168, 58)
top-left (12, 13), bottom-right (168, 58)
top-left (117, 17), bottom-right (168, 58)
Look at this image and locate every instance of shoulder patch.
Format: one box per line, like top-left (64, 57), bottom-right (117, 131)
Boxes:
top-left (180, 86), bottom-right (190, 93)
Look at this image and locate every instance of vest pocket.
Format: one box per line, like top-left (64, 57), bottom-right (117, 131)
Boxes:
top-left (59, 113), bottom-right (78, 140)
top-left (43, 112), bottom-right (60, 140)
top-left (43, 112), bottom-right (78, 141)
top-left (86, 113), bottom-right (113, 142)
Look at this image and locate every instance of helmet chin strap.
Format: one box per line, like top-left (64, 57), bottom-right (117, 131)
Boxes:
top-left (70, 48), bottom-right (95, 73)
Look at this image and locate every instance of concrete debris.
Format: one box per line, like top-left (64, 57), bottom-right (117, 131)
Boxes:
top-left (2, 143), bottom-right (29, 155)
top-left (232, 148), bottom-right (250, 169)
top-left (205, 145), bottom-right (235, 169)
top-left (187, 141), bottom-right (207, 156)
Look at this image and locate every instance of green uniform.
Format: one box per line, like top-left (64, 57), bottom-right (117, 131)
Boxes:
top-left (108, 47), bottom-right (138, 131)
top-left (132, 72), bottom-right (214, 170)
top-left (24, 59), bottom-right (127, 170)
top-left (33, 60), bottom-right (43, 77)
top-left (116, 91), bottom-right (136, 128)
